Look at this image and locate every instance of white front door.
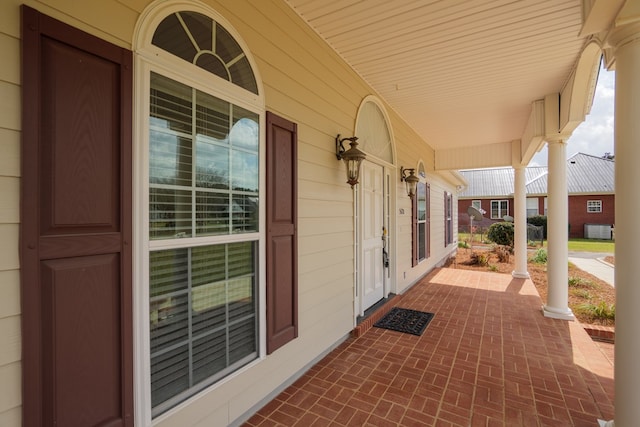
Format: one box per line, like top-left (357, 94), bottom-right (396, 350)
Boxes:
top-left (360, 162), bottom-right (385, 311)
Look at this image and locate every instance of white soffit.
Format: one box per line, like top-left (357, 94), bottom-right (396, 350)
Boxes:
top-left (285, 0), bottom-right (586, 151)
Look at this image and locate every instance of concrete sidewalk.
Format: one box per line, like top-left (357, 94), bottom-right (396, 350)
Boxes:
top-left (568, 256), bottom-right (615, 287)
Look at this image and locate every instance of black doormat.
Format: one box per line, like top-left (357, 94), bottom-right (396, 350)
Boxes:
top-left (373, 307), bottom-right (434, 336)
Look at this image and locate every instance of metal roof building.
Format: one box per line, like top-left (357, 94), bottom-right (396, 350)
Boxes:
top-left (459, 153), bottom-right (615, 198)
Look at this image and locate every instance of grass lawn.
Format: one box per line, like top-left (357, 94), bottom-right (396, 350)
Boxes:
top-left (567, 238), bottom-right (614, 253)
top-left (458, 233), bottom-right (614, 253)
top-left (458, 232), bottom-right (486, 243)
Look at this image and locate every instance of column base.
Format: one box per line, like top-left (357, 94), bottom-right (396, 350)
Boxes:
top-left (512, 270), bottom-right (530, 279)
top-left (542, 305), bottom-right (575, 321)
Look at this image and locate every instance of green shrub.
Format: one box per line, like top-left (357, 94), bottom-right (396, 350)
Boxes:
top-left (488, 264), bottom-right (498, 272)
top-left (527, 215), bottom-right (547, 238)
top-left (458, 241), bottom-right (470, 249)
top-left (568, 276), bottom-right (581, 287)
top-left (487, 222), bottom-right (514, 247)
top-left (571, 289), bottom-right (592, 300)
top-left (529, 248), bottom-right (547, 264)
top-left (470, 251), bottom-right (489, 266)
top-left (576, 301), bottom-right (615, 320)
top-left (568, 276), bottom-right (594, 288)
top-left (494, 245), bottom-right (511, 263)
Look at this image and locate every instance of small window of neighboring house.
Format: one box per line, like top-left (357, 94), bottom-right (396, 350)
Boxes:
top-left (587, 200), bottom-right (602, 213)
top-left (526, 198), bottom-right (538, 217)
top-left (491, 200), bottom-right (509, 219)
top-left (471, 200), bottom-right (481, 211)
top-left (544, 197), bottom-right (548, 216)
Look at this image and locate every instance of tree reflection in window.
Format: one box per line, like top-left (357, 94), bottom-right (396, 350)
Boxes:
top-left (149, 73), bottom-right (259, 239)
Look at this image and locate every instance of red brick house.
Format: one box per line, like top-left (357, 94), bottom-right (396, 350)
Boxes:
top-left (458, 153), bottom-right (615, 239)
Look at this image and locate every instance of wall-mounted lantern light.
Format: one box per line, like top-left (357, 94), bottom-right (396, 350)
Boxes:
top-left (336, 135), bottom-right (366, 187)
top-left (400, 167), bottom-right (419, 199)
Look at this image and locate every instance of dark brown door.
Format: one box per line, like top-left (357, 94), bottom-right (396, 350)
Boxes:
top-left (266, 112), bottom-right (298, 354)
top-left (21, 6), bottom-right (133, 426)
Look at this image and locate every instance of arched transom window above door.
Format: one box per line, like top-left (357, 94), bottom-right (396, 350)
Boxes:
top-left (355, 97), bottom-right (394, 163)
top-left (152, 10), bottom-right (258, 94)
top-left (418, 161), bottom-right (426, 179)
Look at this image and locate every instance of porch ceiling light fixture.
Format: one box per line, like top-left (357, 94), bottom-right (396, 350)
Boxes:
top-left (336, 134), bottom-right (366, 187)
top-left (400, 167), bottom-right (419, 199)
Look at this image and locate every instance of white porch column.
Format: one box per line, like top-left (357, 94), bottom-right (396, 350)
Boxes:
top-left (610, 22), bottom-right (640, 427)
top-left (543, 140), bottom-right (574, 320)
top-left (512, 166), bottom-right (529, 279)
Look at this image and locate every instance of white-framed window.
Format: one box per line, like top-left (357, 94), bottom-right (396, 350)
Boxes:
top-left (491, 200), bottom-right (509, 219)
top-left (544, 197), bottom-right (548, 216)
top-left (135, 4), bottom-right (265, 419)
top-left (526, 198), bottom-right (539, 217)
top-left (416, 163), bottom-right (430, 261)
top-left (471, 200), bottom-right (482, 211)
top-left (148, 73), bottom-right (260, 415)
top-left (587, 200), bottom-right (602, 213)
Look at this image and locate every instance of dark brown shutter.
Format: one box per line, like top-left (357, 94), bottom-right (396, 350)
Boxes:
top-left (21, 6), bottom-right (133, 426)
top-left (266, 111), bottom-right (298, 354)
top-left (426, 183), bottom-right (431, 258)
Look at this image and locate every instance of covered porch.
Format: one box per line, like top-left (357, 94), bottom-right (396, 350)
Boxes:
top-left (244, 268), bottom-right (614, 426)
top-left (279, 1), bottom-right (638, 425)
top-left (4, 1), bottom-right (637, 426)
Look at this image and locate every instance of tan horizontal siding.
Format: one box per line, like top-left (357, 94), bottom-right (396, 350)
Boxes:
top-left (0, 272), bottom-right (19, 319)
top-left (0, 316), bottom-right (20, 367)
top-left (0, 406), bottom-right (20, 427)
top-left (0, 178), bottom-right (19, 224)
top-left (0, 34), bottom-right (19, 85)
top-left (0, 6), bottom-right (21, 426)
top-left (0, 225), bottom-right (18, 271)
top-left (0, 362), bottom-right (20, 418)
top-left (0, 82), bottom-right (20, 131)
top-left (0, 129), bottom-right (20, 178)
top-left (298, 217), bottom-right (352, 237)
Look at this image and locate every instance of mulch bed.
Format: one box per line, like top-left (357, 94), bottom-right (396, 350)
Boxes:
top-left (448, 247), bottom-right (615, 327)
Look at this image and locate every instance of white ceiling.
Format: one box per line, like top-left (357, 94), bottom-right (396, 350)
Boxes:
top-left (285, 0), bottom-right (587, 151)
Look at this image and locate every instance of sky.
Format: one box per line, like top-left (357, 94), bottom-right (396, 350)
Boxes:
top-left (530, 63), bottom-right (615, 166)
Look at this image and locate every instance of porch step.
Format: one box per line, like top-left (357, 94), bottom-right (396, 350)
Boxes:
top-left (583, 324), bottom-right (615, 343)
top-left (352, 294), bottom-right (404, 338)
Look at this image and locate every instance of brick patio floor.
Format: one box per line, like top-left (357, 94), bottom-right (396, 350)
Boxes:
top-left (244, 268), bottom-right (614, 426)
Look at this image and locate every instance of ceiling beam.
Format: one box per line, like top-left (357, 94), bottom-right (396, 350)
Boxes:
top-left (579, 0), bottom-right (626, 37)
top-left (435, 141), bottom-right (513, 171)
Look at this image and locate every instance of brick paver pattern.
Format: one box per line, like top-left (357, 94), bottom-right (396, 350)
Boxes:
top-left (244, 268), bottom-right (614, 426)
